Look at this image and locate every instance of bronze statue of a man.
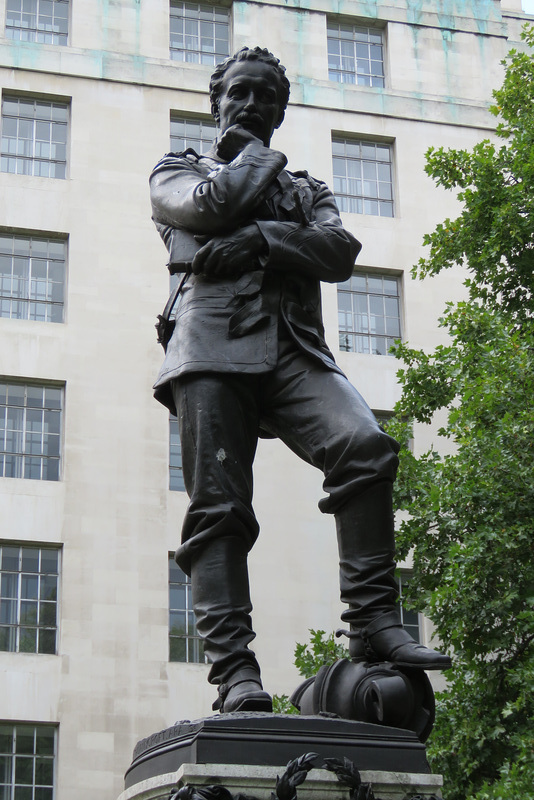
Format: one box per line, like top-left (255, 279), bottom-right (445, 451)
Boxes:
top-left (150, 46), bottom-right (450, 714)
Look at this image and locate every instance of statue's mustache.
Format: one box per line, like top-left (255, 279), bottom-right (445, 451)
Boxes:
top-left (235, 112), bottom-right (263, 125)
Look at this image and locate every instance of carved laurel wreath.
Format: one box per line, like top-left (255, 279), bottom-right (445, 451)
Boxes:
top-left (168, 753), bottom-right (441, 800)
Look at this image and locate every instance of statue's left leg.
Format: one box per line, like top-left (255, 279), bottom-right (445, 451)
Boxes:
top-left (335, 480), bottom-right (451, 670)
top-left (262, 347), bottom-right (450, 671)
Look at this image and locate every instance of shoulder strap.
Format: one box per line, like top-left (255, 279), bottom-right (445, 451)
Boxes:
top-left (155, 272), bottom-right (189, 348)
top-left (163, 272), bottom-right (188, 320)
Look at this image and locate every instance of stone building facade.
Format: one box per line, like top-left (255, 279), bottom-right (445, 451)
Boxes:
top-left (0, 1), bottom-right (530, 798)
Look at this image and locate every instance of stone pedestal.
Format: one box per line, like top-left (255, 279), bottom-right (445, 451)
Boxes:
top-left (120, 714), bottom-right (443, 800)
top-left (118, 762), bottom-right (443, 800)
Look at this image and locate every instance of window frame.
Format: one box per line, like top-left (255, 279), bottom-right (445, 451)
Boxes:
top-left (169, 1), bottom-right (230, 66)
top-left (169, 414), bottom-right (185, 492)
top-left (170, 114), bottom-right (217, 155)
top-left (0, 380), bottom-right (64, 482)
top-left (1, 93), bottom-right (69, 180)
top-left (396, 570), bottom-right (421, 644)
top-left (0, 542), bottom-right (61, 655)
top-left (327, 18), bottom-right (386, 88)
top-left (337, 270), bottom-right (402, 356)
top-left (0, 722), bottom-right (57, 800)
top-left (168, 555), bottom-right (206, 664)
top-left (0, 230), bottom-right (67, 323)
top-left (5, 0), bottom-right (69, 46)
top-left (332, 135), bottom-right (394, 217)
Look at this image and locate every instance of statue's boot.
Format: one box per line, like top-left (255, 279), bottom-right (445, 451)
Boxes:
top-left (336, 482), bottom-right (451, 670)
top-left (189, 536), bottom-right (273, 713)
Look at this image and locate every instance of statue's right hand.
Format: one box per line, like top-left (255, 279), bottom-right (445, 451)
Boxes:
top-left (191, 224), bottom-right (265, 278)
top-left (216, 125), bottom-right (262, 161)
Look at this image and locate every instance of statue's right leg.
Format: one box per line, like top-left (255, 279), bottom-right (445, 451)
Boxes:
top-left (171, 374), bottom-right (272, 713)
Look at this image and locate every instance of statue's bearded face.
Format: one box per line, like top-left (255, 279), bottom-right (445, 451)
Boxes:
top-left (217, 60), bottom-right (285, 146)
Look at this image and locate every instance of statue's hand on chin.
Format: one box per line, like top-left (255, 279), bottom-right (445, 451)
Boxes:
top-left (216, 124), bottom-right (263, 161)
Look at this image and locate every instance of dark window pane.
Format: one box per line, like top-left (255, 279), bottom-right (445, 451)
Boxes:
top-left (14, 732), bottom-right (34, 757)
top-left (14, 787), bottom-right (32, 800)
top-left (0, 599), bottom-right (17, 624)
top-left (168, 560), bottom-right (185, 581)
top-left (44, 387), bottom-right (61, 409)
top-left (169, 636), bottom-right (187, 662)
top-left (190, 637), bottom-right (205, 662)
top-left (21, 575), bottom-right (38, 600)
top-left (35, 789), bottom-right (53, 800)
top-left (169, 586), bottom-right (186, 610)
top-left (1, 547), bottom-right (19, 571)
top-left (40, 575), bottom-right (57, 601)
top-left (14, 755), bottom-right (33, 784)
top-left (169, 611), bottom-right (186, 634)
top-left (34, 757), bottom-right (53, 785)
top-left (34, 729), bottom-right (54, 757)
top-left (39, 550), bottom-right (58, 574)
top-left (37, 628), bottom-right (56, 654)
top-left (21, 548), bottom-right (40, 572)
top-left (19, 627), bottom-right (37, 652)
top-left (19, 601), bottom-right (38, 625)
top-left (0, 754), bottom-right (11, 783)
top-left (39, 602), bottom-right (56, 626)
top-left (0, 727), bottom-right (13, 753)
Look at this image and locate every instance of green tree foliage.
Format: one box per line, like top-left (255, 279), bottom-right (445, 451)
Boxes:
top-left (293, 628), bottom-right (350, 679)
top-left (415, 32), bottom-right (534, 323)
top-left (272, 630), bottom-right (349, 714)
top-left (388, 27), bottom-right (534, 800)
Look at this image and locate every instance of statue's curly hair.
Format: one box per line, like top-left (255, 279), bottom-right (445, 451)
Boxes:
top-left (209, 46), bottom-right (290, 126)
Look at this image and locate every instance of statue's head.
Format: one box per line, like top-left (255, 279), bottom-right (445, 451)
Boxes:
top-left (209, 46), bottom-right (290, 137)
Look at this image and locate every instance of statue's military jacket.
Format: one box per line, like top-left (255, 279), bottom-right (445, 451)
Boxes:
top-left (149, 140), bottom-right (362, 414)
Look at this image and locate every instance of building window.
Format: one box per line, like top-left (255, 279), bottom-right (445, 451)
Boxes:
top-left (0, 233), bottom-right (66, 323)
top-left (397, 572), bottom-right (421, 643)
top-left (1, 96), bottom-right (68, 179)
top-left (170, 115), bottom-right (217, 154)
top-left (5, 0), bottom-right (69, 45)
top-left (170, 1), bottom-right (230, 66)
top-left (0, 544), bottom-right (59, 654)
top-left (327, 20), bottom-right (384, 87)
top-left (169, 556), bottom-right (205, 663)
top-left (0, 723), bottom-right (56, 800)
top-left (338, 272), bottom-right (401, 355)
top-left (0, 382), bottom-right (62, 481)
top-left (332, 137), bottom-right (393, 217)
top-left (169, 415), bottom-right (185, 492)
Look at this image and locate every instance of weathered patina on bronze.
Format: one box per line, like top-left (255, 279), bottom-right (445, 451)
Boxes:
top-left (150, 46), bottom-right (451, 715)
